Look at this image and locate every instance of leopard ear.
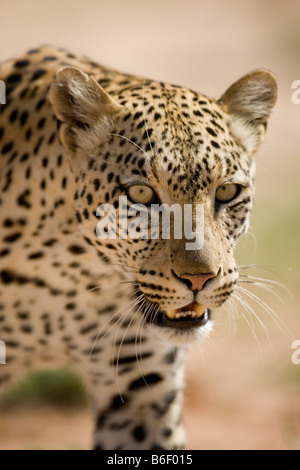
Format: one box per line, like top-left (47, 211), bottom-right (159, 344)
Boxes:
top-left (218, 70), bottom-right (278, 154)
top-left (49, 67), bottom-right (123, 157)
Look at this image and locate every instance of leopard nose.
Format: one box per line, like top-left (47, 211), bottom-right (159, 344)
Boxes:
top-left (179, 272), bottom-right (216, 291)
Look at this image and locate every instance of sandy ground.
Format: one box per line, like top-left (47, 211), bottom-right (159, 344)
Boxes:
top-left (0, 0), bottom-right (299, 451)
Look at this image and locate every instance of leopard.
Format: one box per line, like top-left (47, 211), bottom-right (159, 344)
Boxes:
top-left (0, 46), bottom-right (278, 450)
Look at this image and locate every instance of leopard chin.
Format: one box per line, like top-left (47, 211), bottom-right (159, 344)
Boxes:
top-left (137, 291), bottom-right (213, 344)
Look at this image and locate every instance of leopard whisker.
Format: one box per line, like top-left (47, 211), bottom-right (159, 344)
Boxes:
top-left (113, 293), bottom-right (145, 402)
top-left (135, 298), bottom-right (151, 383)
top-left (237, 279), bottom-right (285, 305)
top-left (223, 297), bottom-right (238, 338)
top-left (234, 288), bottom-right (271, 338)
top-left (232, 291), bottom-right (266, 360)
top-left (238, 273), bottom-right (293, 299)
top-left (80, 288), bottom-right (142, 390)
top-left (108, 132), bottom-right (150, 159)
top-left (236, 284), bottom-right (293, 338)
top-left (87, 289), bottom-right (142, 360)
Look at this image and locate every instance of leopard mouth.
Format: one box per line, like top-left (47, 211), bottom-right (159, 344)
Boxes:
top-left (138, 292), bottom-right (211, 331)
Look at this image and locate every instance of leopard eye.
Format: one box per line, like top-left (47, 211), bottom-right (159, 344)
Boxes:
top-left (216, 183), bottom-right (241, 203)
top-left (127, 185), bottom-right (155, 205)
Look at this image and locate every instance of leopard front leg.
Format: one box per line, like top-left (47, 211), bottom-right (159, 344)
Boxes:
top-left (84, 345), bottom-right (187, 450)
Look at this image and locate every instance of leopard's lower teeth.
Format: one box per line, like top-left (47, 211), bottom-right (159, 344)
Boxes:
top-left (165, 303), bottom-right (207, 320)
top-left (175, 311), bottom-right (197, 319)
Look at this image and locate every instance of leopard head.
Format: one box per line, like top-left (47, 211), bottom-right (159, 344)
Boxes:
top-left (50, 66), bottom-right (278, 344)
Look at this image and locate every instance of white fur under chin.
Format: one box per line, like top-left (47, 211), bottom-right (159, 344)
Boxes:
top-left (148, 320), bottom-right (213, 346)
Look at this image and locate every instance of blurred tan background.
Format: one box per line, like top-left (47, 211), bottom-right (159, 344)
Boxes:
top-left (0, 0), bottom-right (299, 450)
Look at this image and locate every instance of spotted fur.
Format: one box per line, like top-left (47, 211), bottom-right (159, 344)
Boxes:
top-left (0, 46), bottom-right (278, 449)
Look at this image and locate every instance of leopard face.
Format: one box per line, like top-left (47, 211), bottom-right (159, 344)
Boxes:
top-left (50, 65), bottom-right (278, 345)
